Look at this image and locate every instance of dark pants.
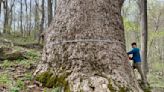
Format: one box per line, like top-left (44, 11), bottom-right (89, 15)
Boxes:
top-left (133, 62), bottom-right (147, 84)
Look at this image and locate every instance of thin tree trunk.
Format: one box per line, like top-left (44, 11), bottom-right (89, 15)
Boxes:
top-left (35, 0), bottom-right (142, 92)
top-left (20, 0), bottom-right (23, 36)
top-left (139, 0), bottom-right (149, 77)
top-left (9, 8), bottom-right (13, 33)
top-left (0, 0), bottom-right (5, 16)
top-left (34, 0), bottom-right (39, 40)
top-left (13, 6), bottom-right (15, 32)
top-left (3, 0), bottom-right (9, 34)
top-left (54, 0), bottom-right (57, 16)
top-left (8, 0), bottom-right (15, 33)
top-left (0, 0), bottom-right (2, 15)
top-left (38, 0), bottom-right (45, 44)
top-left (48, 0), bottom-right (52, 26)
top-left (29, 0), bottom-right (32, 36)
top-left (25, 0), bottom-right (28, 37)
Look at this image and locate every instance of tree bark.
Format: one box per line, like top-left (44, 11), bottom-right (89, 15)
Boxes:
top-left (38, 0), bottom-right (45, 44)
top-left (35, 0), bottom-right (142, 91)
top-left (28, 0), bottom-right (32, 36)
top-left (8, 0), bottom-right (15, 33)
top-left (139, 0), bottom-right (149, 77)
top-left (48, 0), bottom-right (52, 26)
top-left (53, 0), bottom-right (57, 16)
top-left (34, 0), bottom-right (39, 40)
top-left (20, 0), bottom-right (23, 36)
top-left (25, 0), bottom-right (28, 36)
top-left (3, 0), bottom-right (9, 34)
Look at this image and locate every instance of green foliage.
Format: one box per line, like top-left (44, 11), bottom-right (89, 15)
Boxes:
top-left (9, 79), bottom-right (25, 92)
top-left (148, 74), bottom-right (164, 88)
top-left (15, 80), bottom-right (25, 90)
top-left (23, 72), bottom-right (33, 81)
top-left (124, 19), bottom-right (139, 32)
top-left (25, 50), bottom-right (39, 59)
top-left (51, 87), bottom-right (62, 92)
top-left (10, 87), bottom-right (20, 92)
top-left (151, 62), bottom-right (164, 72)
top-left (1, 60), bottom-right (15, 68)
top-left (0, 73), bottom-right (12, 85)
top-left (0, 45), bottom-right (41, 91)
top-left (149, 31), bottom-right (164, 40)
top-left (0, 34), bottom-right (37, 45)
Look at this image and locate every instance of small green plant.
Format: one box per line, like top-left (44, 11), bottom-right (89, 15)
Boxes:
top-left (10, 87), bottom-right (20, 92)
top-left (15, 80), bottom-right (25, 90)
top-left (1, 60), bottom-right (15, 68)
top-left (23, 72), bottom-right (33, 81)
top-left (25, 50), bottom-right (39, 59)
top-left (0, 73), bottom-right (12, 85)
top-left (51, 87), bottom-right (62, 92)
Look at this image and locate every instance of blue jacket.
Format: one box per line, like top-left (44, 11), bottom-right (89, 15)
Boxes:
top-left (127, 48), bottom-right (141, 63)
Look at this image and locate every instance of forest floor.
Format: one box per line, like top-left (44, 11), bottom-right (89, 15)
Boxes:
top-left (0, 45), bottom-right (61, 92)
top-left (0, 36), bottom-right (164, 92)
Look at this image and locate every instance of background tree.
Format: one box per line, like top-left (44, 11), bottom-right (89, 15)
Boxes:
top-left (3, 0), bottom-right (9, 33)
top-left (38, 0), bottom-right (45, 44)
top-left (20, 0), bottom-right (23, 36)
top-left (139, 0), bottom-right (149, 77)
top-left (48, 0), bottom-right (52, 26)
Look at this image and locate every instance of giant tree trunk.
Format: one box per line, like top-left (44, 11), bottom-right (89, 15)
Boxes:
top-left (35, 0), bottom-right (142, 91)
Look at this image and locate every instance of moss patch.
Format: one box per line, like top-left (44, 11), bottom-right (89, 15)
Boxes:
top-left (107, 79), bottom-right (130, 92)
top-left (35, 71), bottom-right (53, 86)
top-left (142, 86), bottom-right (152, 92)
top-left (108, 79), bottom-right (116, 92)
top-left (119, 87), bottom-right (128, 92)
top-left (143, 88), bottom-right (152, 92)
top-left (35, 71), bottom-right (70, 92)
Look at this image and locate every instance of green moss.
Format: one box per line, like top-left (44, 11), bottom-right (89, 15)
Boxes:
top-left (142, 86), bottom-right (152, 92)
top-left (107, 79), bottom-right (129, 92)
top-left (16, 79), bottom-right (25, 90)
top-left (35, 71), bottom-right (70, 92)
top-left (46, 75), bottom-right (57, 88)
top-left (119, 87), bottom-right (127, 92)
top-left (108, 79), bottom-right (116, 92)
top-left (35, 71), bottom-right (53, 86)
top-left (143, 88), bottom-right (151, 92)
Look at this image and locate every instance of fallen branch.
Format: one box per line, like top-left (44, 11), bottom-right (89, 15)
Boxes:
top-left (0, 47), bottom-right (27, 60)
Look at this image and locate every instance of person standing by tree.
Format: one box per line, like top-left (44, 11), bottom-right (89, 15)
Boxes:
top-left (127, 42), bottom-right (147, 87)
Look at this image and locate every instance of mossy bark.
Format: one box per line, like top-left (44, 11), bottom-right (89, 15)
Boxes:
top-left (35, 71), bottom-right (70, 92)
top-left (35, 0), bottom-right (143, 91)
